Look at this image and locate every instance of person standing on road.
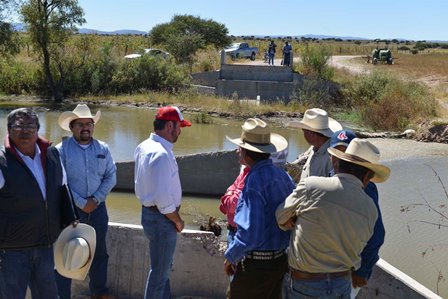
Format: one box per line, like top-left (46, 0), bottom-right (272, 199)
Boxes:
top-left (282, 41), bottom-right (292, 66)
top-left (268, 40), bottom-right (277, 65)
top-left (55, 104), bottom-right (117, 299)
top-left (134, 106), bottom-right (192, 299)
top-left (0, 108), bottom-right (74, 299)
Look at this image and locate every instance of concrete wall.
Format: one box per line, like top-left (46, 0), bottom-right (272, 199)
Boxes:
top-left (216, 79), bottom-right (295, 101)
top-left (69, 223), bottom-right (442, 299)
top-left (191, 71), bottom-right (219, 87)
top-left (219, 64), bottom-right (293, 82)
top-left (114, 150), bottom-right (240, 196)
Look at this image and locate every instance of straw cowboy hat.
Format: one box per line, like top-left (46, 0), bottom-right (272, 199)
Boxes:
top-left (328, 138), bottom-right (391, 183)
top-left (226, 118), bottom-right (288, 153)
top-left (287, 108), bottom-right (342, 137)
top-left (54, 223), bottom-right (96, 280)
top-left (58, 104), bottom-right (101, 131)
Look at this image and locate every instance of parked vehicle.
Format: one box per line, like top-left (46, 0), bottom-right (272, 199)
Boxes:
top-left (124, 48), bottom-right (169, 59)
top-left (223, 43), bottom-right (258, 60)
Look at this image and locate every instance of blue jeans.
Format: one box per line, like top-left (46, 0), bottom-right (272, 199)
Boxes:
top-left (56, 202), bottom-right (110, 298)
top-left (283, 272), bottom-right (351, 299)
top-left (142, 207), bottom-right (178, 299)
top-left (0, 247), bottom-right (59, 299)
top-left (269, 53), bottom-right (275, 65)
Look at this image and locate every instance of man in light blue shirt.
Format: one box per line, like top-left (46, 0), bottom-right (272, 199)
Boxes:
top-left (134, 106), bottom-right (191, 299)
top-left (55, 104), bottom-right (117, 299)
top-left (225, 118), bottom-right (295, 299)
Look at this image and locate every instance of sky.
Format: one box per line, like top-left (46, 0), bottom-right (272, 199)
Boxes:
top-left (74, 0), bottom-right (446, 41)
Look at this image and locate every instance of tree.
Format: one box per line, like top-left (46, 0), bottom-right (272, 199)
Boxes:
top-left (149, 15), bottom-right (231, 65)
top-left (0, 0), bottom-right (21, 56)
top-left (20, 0), bottom-right (85, 102)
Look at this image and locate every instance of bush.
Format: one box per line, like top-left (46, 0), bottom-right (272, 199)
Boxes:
top-left (344, 72), bottom-right (437, 130)
top-left (0, 59), bottom-right (41, 94)
top-left (290, 78), bottom-right (341, 108)
top-left (296, 44), bottom-right (334, 80)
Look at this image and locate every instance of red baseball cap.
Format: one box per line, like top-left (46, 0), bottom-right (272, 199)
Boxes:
top-left (155, 106), bottom-right (192, 127)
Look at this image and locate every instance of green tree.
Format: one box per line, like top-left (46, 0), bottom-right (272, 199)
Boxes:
top-left (149, 14), bottom-right (231, 65)
top-left (20, 0), bottom-right (85, 102)
top-left (0, 0), bottom-right (20, 56)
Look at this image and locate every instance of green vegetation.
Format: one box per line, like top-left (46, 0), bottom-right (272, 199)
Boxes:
top-left (343, 72), bottom-right (437, 130)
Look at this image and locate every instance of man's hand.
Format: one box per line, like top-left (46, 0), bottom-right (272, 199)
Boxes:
top-left (224, 259), bottom-right (236, 276)
top-left (175, 219), bottom-right (185, 232)
top-left (81, 197), bottom-right (98, 213)
top-left (352, 273), bottom-right (368, 288)
top-left (282, 215), bottom-right (298, 230)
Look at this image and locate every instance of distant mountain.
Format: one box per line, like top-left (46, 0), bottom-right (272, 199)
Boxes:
top-left (78, 28), bottom-right (147, 35)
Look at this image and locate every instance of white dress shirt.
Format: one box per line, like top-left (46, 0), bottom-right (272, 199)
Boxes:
top-left (134, 133), bottom-right (182, 214)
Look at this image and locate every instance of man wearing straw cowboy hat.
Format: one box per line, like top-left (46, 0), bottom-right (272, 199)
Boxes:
top-left (55, 104), bottom-right (117, 299)
top-left (224, 118), bottom-right (295, 299)
top-left (276, 138), bottom-right (390, 299)
top-left (287, 108), bottom-right (342, 182)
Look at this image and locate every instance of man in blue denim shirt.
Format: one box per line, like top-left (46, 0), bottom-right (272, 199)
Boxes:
top-left (55, 104), bottom-right (117, 299)
top-left (224, 118), bottom-right (295, 299)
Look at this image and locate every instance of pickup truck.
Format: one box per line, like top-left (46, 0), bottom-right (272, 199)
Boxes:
top-left (223, 43), bottom-right (259, 60)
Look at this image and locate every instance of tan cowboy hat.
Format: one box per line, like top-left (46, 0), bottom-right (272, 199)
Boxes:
top-left (226, 118), bottom-right (288, 153)
top-left (58, 104), bottom-right (101, 131)
top-left (54, 223), bottom-right (96, 280)
top-left (287, 108), bottom-right (342, 137)
top-left (328, 138), bottom-right (391, 183)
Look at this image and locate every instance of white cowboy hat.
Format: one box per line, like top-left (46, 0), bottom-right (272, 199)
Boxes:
top-left (328, 138), bottom-right (391, 183)
top-left (226, 118), bottom-right (288, 154)
top-left (54, 223), bottom-right (96, 280)
top-left (287, 108), bottom-right (342, 137)
top-left (58, 104), bottom-right (101, 131)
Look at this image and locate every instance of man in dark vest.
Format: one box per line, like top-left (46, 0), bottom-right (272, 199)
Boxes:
top-left (0, 108), bottom-right (73, 299)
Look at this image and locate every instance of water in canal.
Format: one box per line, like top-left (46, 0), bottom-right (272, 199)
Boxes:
top-left (1, 103), bottom-right (448, 296)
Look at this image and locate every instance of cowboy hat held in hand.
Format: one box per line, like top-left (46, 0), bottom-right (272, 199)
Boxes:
top-left (328, 138), bottom-right (391, 183)
top-left (287, 108), bottom-right (342, 137)
top-left (226, 118), bottom-right (288, 153)
top-left (58, 104), bottom-right (101, 131)
top-left (54, 223), bottom-right (96, 280)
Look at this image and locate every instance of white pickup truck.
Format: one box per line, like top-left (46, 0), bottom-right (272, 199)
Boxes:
top-left (223, 42), bottom-right (259, 60)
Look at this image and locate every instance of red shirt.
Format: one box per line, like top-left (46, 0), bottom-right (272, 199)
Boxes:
top-left (219, 166), bottom-right (250, 228)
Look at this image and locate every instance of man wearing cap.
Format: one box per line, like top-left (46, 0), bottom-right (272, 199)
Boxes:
top-left (287, 108), bottom-right (342, 182)
top-left (276, 138), bottom-right (390, 299)
top-left (55, 104), bottom-right (117, 299)
top-left (329, 130), bottom-right (386, 299)
top-left (224, 118), bottom-right (295, 299)
top-left (134, 106), bottom-right (191, 299)
top-left (0, 108), bottom-right (74, 299)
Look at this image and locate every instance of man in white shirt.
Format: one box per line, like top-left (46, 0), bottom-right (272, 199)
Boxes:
top-left (134, 106), bottom-right (191, 299)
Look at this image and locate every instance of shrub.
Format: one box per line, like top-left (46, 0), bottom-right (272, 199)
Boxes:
top-left (0, 59), bottom-right (40, 94)
top-left (296, 44), bottom-right (334, 80)
top-left (345, 72), bottom-right (437, 130)
top-left (290, 78), bottom-right (341, 108)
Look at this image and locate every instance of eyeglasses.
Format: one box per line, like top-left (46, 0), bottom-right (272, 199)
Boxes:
top-left (11, 124), bottom-right (38, 131)
top-left (72, 122), bottom-right (94, 129)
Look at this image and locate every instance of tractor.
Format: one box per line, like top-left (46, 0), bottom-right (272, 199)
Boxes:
top-left (371, 48), bottom-right (393, 65)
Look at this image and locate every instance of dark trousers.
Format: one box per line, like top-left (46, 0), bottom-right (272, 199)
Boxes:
top-left (229, 253), bottom-right (288, 299)
top-left (0, 247), bottom-right (59, 299)
top-left (56, 202), bottom-right (109, 298)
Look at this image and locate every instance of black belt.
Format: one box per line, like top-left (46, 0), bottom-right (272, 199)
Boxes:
top-left (245, 249), bottom-right (286, 260)
top-left (143, 205), bottom-right (181, 213)
top-left (144, 205), bottom-right (160, 212)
